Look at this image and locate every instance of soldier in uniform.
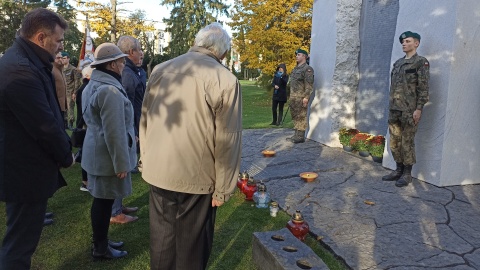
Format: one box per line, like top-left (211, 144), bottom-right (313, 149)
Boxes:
top-left (287, 48), bottom-right (314, 143)
top-left (382, 31), bottom-right (429, 187)
top-left (61, 52), bottom-right (82, 129)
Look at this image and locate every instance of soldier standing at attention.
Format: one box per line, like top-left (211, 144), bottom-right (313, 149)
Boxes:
top-left (62, 52), bottom-right (81, 129)
top-left (382, 31), bottom-right (429, 187)
top-left (287, 48), bottom-right (314, 143)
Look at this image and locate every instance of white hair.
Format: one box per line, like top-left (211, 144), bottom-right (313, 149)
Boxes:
top-left (194, 22), bottom-right (231, 58)
top-left (81, 65), bottom-right (93, 79)
top-left (117, 36), bottom-right (141, 53)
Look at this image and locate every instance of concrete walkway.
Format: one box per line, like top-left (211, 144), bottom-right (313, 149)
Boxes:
top-left (241, 129), bottom-right (480, 270)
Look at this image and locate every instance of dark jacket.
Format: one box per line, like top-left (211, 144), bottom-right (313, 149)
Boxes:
top-left (271, 63), bottom-right (288, 102)
top-left (75, 78), bottom-right (89, 127)
top-left (122, 58), bottom-right (146, 137)
top-left (0, 37), bottom-right (72, 202)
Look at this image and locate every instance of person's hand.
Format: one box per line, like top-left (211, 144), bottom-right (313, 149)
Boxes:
top-left (72, 93), bottom-right (76, 101)
top-left (212, 199), bottom-right (224, 207)
top-left (117, 171), bottom-right (128, 179)
top-left (274, 85), bottom-right (279, 89)
top-left (135, 136), bottom-right (139, 142)
top-left (413, 109), bottom-right (422, 125)
top-left (302, 98), bottom-right (309, 107)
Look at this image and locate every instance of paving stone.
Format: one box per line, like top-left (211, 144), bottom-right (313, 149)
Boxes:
top-left (448, 199), bottom-right (480, 246)
top-left (242, 129), bottom-right (480, 269)
top-left (252, 228), bottom-right (329, 270)
top-left (465, 248), bottom-right (480, 269)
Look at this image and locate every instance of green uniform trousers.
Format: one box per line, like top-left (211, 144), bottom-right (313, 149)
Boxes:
top-left (388, 110), bottom-right (418, 165)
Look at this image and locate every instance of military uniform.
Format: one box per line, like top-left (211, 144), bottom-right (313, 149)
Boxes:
top-left (388, 53), bottom-right (429, 165)
top-left (63, 64), bottom-right (81, 127)
top-left (289, 63), bottom-right (314, 131)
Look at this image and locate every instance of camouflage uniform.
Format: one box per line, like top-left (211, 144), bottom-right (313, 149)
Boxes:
top-left (63, 64), bottom-right (82, 127)
top-left (388, 53), bottom-right (429, 165)
top-left (289, 63), bottom-right (314, 131)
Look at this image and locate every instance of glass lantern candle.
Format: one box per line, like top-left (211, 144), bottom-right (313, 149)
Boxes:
top-left (270, 201), bottom-right (279, 217)
top-left (286, 210), bottom-right (310, 241)
top-left (237, 171), bottom-right (249, 192)
top-left (253, 181), bottom-right (270, 208)
top-left (242, 177), bottom-right (257, 201)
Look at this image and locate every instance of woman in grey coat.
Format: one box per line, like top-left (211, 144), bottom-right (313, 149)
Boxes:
top-left (81, 43), bottom-right (137, 260)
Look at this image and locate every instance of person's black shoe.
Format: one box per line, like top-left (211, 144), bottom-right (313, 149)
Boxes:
top-left (287, 130), bottom-right (298, 141)
top-left (269, 121), bottom-right (276, 125)
top-left (292, 130), bottom-right (305, 143)
top-left (45, 212), bottom-right (54, 219)
top-left (108, 240), bottom-right (124, 249)
top-left (382, 170), bottom-right (403, 181)
top-left (395, 165), bottom-right (412, 187)
top-left (92, 246), bottom-right (127, 260)
top-left (382, 163), bottom-right (404, 181)
top-left (43, 218), bottom-right (54, 226)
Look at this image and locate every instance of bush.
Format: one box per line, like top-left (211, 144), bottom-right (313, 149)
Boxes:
top-left (338, 128), bottom-right (359, 146)
top-left (350, 133), bottom-right (372, 151)
top-left (367, 135), bottom-right (385, 157)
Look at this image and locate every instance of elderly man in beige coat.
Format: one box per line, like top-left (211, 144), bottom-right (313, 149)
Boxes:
top-left (140, 22), bottom-right (242, 270)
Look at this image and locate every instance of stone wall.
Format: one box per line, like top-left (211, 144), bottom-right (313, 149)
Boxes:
top-left (309, 0), bottom-right (480, 186)
top-left (383, 0), bottom-right (480, 186)
top-left (356, 0), bottom-right (399, 135)
top-left (307, 0), bottom-right (362, 146)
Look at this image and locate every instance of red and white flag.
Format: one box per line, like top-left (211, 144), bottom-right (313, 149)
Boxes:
top-left (78, 18), bottom-right (95, 68)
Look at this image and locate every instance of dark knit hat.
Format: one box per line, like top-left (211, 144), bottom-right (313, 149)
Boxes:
top-left (61, 51), bottom-right (69, 57)
top-left (399, 31), bottom-right (421, 43)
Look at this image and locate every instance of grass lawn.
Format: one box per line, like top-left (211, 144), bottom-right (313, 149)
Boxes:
top-left (241, 80), bottom-right (294, 129)
top-left (0, 80), bottom-right (346, 269)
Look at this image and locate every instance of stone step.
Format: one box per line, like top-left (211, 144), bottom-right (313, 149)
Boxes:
top-left (252, 228), bottom-right (329, 270)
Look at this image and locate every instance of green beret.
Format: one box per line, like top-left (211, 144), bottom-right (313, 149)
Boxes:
top-left (295, 49), bottom-right (308, 56)
top-left (61, 52), bottom-right (69, 57)
top-left (399, 31), bottom-right (421, 43)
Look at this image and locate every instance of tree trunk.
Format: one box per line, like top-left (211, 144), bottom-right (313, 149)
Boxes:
top-left (110, 0), bottom-right (117, 42)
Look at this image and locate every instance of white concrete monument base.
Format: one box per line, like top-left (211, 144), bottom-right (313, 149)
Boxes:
top-left (307, 0), bottom-right (361, 147)
top-left (383, 0), bottom-right (480, 186)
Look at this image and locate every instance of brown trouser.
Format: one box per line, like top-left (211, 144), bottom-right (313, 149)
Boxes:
top-left (149, 186), bottom-right (216, 270)
top-left (289, 97), bottom-right (308, 131)
top-left (388, 110), bottom-right (418, 165)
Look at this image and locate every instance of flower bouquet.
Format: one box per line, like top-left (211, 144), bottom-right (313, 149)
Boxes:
top-left (338, 128), bottom-right (359, 147)
top-left (367, 135), bottom-right (385, 157)
top-left (350, 133), bottom-right (372, 157)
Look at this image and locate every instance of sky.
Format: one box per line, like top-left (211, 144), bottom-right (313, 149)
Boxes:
top-left (76, 0), bottom-right (234, 33)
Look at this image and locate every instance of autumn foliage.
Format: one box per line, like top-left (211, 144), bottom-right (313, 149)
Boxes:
top-left (229, 0), bottom-right (313, 76)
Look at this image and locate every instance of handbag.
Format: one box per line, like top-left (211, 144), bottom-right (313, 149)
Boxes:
top-left (71, 99), bottom-right (88, 148)
top-left (71, 128), bottom-right (86, 148)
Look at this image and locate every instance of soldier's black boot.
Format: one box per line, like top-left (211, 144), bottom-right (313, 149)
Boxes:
top-left (395, 165), bottom-right (412, 187)
top-left (287, 129), bottom-right (298, 141)
top-left (292, 130), bottom-right (305, 143)
top-left (382, 162), bottom-right (404, 181)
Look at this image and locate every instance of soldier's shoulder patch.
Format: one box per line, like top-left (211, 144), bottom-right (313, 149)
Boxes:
top-left (424, 62), bottom-right (429, 67)
top-left (306, 68), bottom-right (313, 72)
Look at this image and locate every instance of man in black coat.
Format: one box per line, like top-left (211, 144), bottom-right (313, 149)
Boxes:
top-left (0, 8), bottom-right (74, 269)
